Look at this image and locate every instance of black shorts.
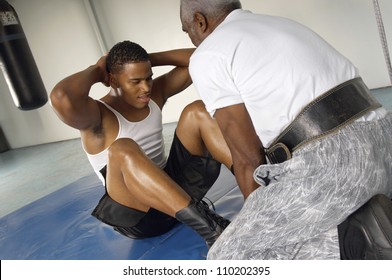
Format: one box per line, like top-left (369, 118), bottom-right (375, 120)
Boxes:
top-left (91, 131), bottom-right (221, 239)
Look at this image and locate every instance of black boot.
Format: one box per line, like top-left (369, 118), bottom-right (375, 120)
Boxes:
top-left (338, 194), bottom-right (392, 259)
top-left (198, 200), bottom-right (231, 229)
top-left (175, 200), bottom-right (230, 248)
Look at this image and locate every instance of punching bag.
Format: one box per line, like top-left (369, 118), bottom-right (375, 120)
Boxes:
top-left (0, 0), bottom-right (47, 110)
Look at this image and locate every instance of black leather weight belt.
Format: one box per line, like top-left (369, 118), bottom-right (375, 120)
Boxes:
top-left (266, 77), bottom-right (381, 164)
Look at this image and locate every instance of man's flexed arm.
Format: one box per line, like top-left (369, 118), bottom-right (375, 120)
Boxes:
top-left (149, 48), bottom-right (195, 108)
top-left (50, 55), bottom-right (109, 131)
top-left (215, 103), bottom-right (266, 199)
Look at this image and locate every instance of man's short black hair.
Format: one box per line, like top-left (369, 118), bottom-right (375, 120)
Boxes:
top-left (106, 41), bottom-right (149, 73)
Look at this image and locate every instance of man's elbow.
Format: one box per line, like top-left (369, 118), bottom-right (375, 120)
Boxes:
top-left (49, 86), bottom-right (67, 110)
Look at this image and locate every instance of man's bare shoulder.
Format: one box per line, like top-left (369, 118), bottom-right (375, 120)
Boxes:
top-left (80, 102), bottom-right (119, 154)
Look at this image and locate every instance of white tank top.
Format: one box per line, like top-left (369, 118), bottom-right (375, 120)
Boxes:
top-left (84, 100), bottom-right (167, 185)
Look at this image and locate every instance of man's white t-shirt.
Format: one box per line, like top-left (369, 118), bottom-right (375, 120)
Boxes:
top-left (189, 9), bottom-right (360, 147)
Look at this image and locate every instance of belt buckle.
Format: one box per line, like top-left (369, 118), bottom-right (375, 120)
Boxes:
top-left (266, 143), bottom-right (292, 164)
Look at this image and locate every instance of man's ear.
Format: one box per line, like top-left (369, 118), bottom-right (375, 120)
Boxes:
top-left (194, 12), bottom-right (208, 32)
top-left (109, 73), bottom-right (118, 88)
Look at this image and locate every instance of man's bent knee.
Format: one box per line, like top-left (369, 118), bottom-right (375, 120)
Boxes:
top-left (179, 100), bottom-right (213, 131)
top-left (181, 100), bottom-right (209, 120)
top-left (108, 138), bottom-right (143, 164)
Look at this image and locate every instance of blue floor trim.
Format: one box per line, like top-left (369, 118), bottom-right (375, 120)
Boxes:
top-left (0, 167), bottom-right (240, 260)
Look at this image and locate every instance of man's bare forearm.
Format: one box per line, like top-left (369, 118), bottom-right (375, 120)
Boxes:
top-left (149, 48), bottom-right (195, 67)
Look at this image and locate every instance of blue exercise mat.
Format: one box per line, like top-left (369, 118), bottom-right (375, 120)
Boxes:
top-left (0, 166), bottom-right (241, 260)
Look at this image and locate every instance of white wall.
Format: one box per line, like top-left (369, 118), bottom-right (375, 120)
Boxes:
top-left (1, 0), bottom-right (106, 148)
top-left (0, 0), bottom-right (391, 148)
